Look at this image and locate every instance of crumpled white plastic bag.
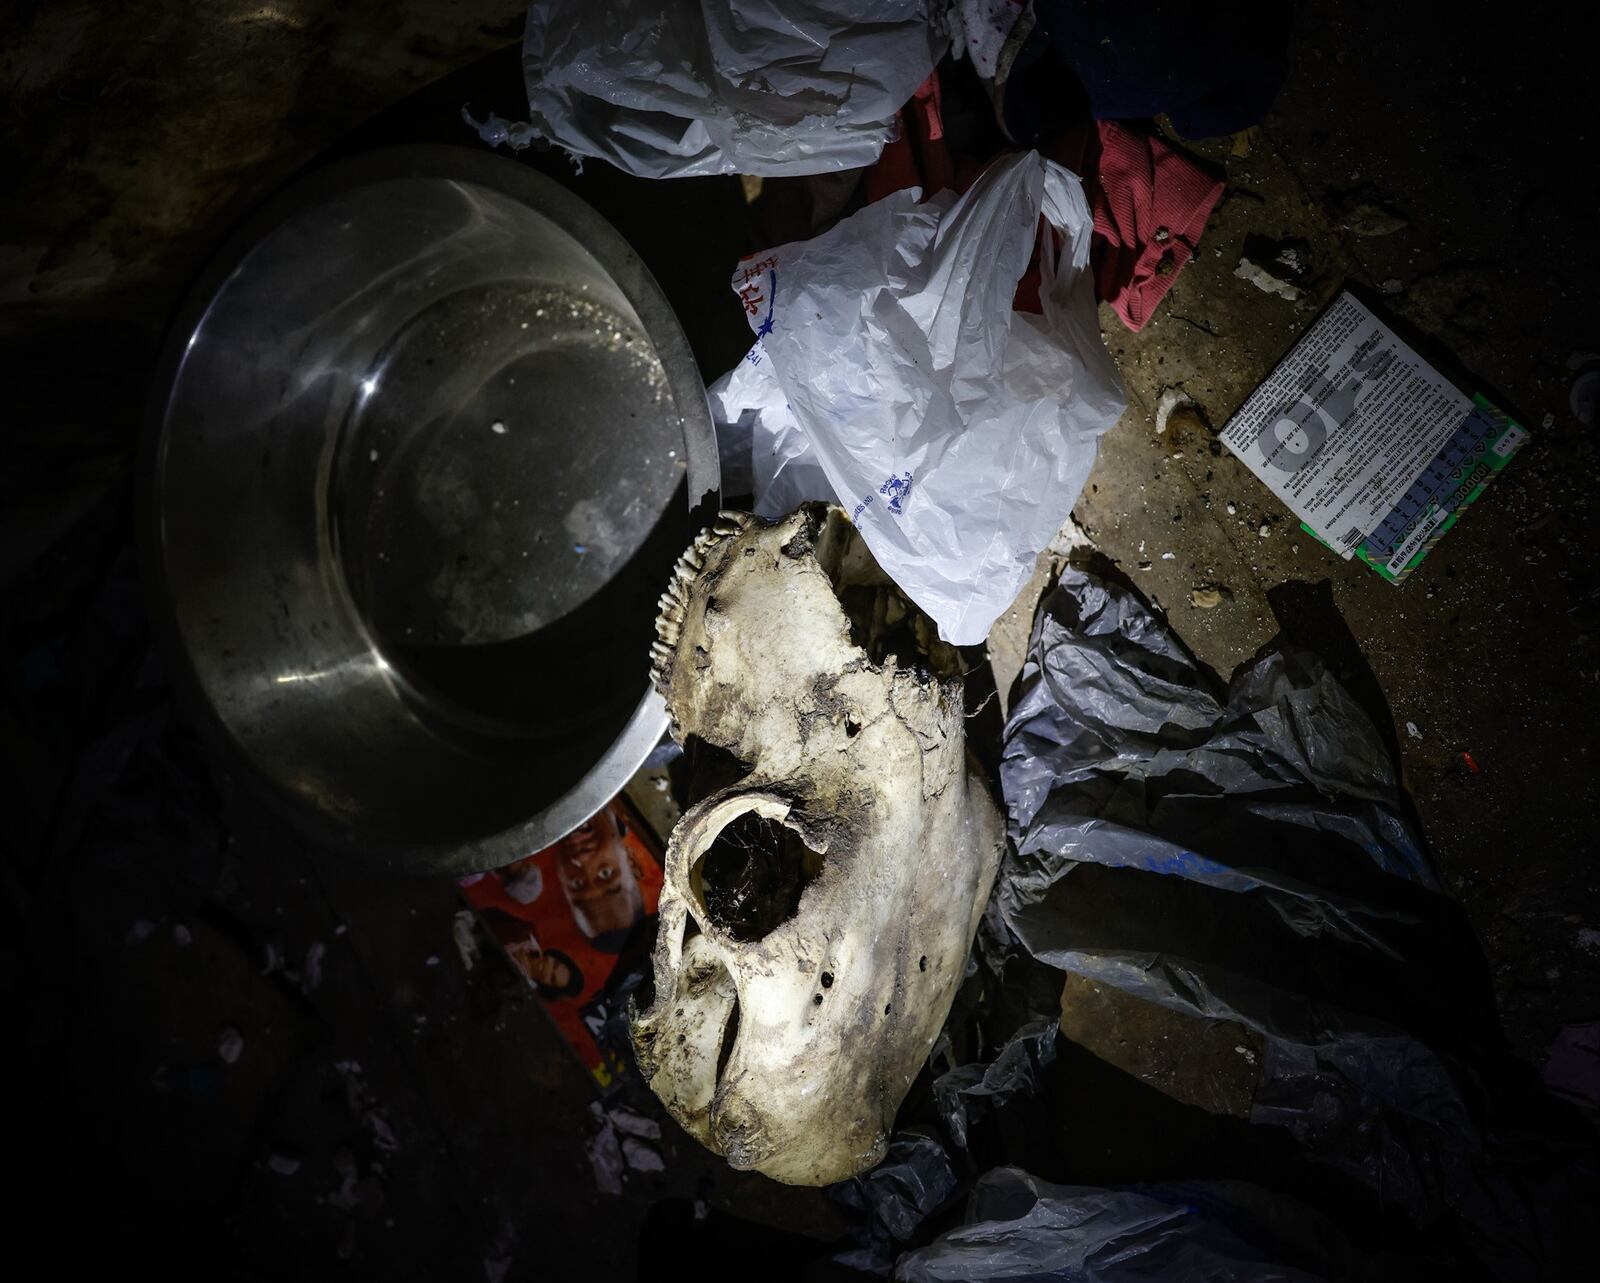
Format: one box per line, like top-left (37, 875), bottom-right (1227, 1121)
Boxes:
top-left (709, 151), bottom-right (1126, 646)
top-left (511, 0), bottom-right (945, 179)
top-left (707, 355), bottom-right (836, 519)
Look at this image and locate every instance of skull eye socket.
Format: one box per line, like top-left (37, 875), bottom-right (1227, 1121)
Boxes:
top-left (692, 810), bottom-right (825, 943)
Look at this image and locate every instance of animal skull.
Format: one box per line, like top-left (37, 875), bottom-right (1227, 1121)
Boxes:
top-left (631, 504), bottom-right (1004, 1186)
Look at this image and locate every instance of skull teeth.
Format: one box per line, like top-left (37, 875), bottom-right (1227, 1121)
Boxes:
top-left (649, 646), bottom-right (675, 693)
top-left (651, 511), bottom-right (757, 694)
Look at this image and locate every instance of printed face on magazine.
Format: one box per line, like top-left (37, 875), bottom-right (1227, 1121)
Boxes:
top-left (503, 937), bottom-right (583, 997)
top-left (556, 808), bottom-right (644, 939)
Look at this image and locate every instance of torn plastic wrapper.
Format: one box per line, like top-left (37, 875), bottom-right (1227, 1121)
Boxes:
top-left (502, 1), bottom-right (944, 179)
top-left (830, 1129), bottom-right (962, 1275)
top-left (711, 151), bottom-right (1126, 645)
top-left (932, 1019), bottom-right (1058, 1153)
top-left (827, 985), bottom-right (1066, 1274)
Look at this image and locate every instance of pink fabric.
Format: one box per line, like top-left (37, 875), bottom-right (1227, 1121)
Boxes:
top-left (862, 88), bottom-right (1224, 332)
top-left (1088, 121), bottom-right (1225, 332)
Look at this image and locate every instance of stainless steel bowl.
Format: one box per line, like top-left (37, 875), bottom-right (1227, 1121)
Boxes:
top-left (145, 146), bottom-right (717, 873)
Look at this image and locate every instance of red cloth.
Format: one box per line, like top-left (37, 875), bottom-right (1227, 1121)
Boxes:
top-left (861, 87), bottom-right (1224, 333)
top-left (864, 72), bottom-right (957, 204)
top-left (1078, 121), bottom-right (1225, 332)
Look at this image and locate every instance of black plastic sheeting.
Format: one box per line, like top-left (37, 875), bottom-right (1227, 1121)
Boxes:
top-left (897, 1168), bottom-right (1328, 1283)
top-left (932, 1020), bottom-right (1059, 1154)
top-left (826, 568), bottom-right (1596, 1281)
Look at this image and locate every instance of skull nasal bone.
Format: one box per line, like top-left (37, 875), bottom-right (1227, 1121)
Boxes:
top-left (695, 811), bottom-right (825, 943)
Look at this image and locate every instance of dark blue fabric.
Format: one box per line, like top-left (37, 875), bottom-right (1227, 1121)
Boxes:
top-left (1015, 0), bottom-right (1294, 139)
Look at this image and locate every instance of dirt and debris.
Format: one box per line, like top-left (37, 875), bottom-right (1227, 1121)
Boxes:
top-left (584, 1102), bottom-right (667, 1192)
top-left (451, 908), bottom-right (481, 970)
top-left (1233, 233), bottom-right (1313, 299)
top-left (303, 941), bottom-right (326, 992)
top-left (1154, 386), bottom-right (1193, 433)
top-left (1188, 585), bottom-right (1233, 609)
top-left (1154, 386), bottom-right (1213, 439)
top-left (1335, 199), bottom-right (1409, 237)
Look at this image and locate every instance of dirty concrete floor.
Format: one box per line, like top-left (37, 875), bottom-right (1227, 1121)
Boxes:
top-left (1060, 1), bottom-right (1600, 1069)
top-left (5, 2), bottom-right (1597, 1280)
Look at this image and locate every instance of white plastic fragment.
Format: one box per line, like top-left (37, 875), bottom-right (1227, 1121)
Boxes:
top-left (1155, 387), bottom-right (1197, 434)
top-left (1234, 256), bottom-right (1302, 301)
top-left (621, 1136), bottom-right (666, 1173)
top-left (334, 1059), bottom-right (400, 1153)
top-left (303, 941), bottom-right (326, 993)
top-left (585, 1102), bottom-right (626, 1196)
top-left (452, 909), bottom-right (481, 972)
top-left (460, 105), bottom-right (541, 152)
top-left (218, 1025), bottom-right (244, 1065)
top-left (608, 1107), bottom-right (662, 1141)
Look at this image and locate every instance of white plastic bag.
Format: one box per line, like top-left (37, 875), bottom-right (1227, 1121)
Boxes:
top-left (710, 151), bottom-right (1126, 646)
top-left (512, 1), bottom-right (945, 179)
top-left (707, 353), bottom-right (836, 519)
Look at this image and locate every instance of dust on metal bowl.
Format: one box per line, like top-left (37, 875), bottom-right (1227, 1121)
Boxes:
top-left (145, 146), bottom-right (717, 873)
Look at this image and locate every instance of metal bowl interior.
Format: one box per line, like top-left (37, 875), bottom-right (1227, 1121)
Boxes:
top-left (146, 146), bottom-right (717, 873)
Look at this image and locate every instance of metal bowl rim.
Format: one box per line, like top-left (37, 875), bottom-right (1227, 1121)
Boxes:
top-left (140, 143), bottom-right (715, 874)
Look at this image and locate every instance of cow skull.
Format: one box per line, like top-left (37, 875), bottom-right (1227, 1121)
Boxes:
top-left (631, 504), bottom-right (1004, 1186)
